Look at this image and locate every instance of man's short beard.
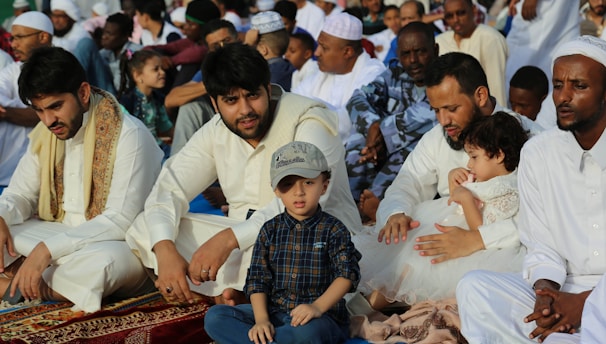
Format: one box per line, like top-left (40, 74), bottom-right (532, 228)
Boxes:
top-left (557, 105), bottom-right (604, 133)
top-left (444, 105), bottom-right (484, 151)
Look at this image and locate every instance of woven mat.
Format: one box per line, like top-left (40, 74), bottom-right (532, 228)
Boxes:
top-left (0, 292), bottom-right (213, 344)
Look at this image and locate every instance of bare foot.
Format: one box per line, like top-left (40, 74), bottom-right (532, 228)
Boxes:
top-left (213, 288), bottom-right (248, 306)
top-left (359, 189), bottom-right (380, 224)
top-left (202, 186), bottom-right (227, 208)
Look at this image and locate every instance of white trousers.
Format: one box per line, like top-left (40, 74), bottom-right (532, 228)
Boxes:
top-left (126, 213), bottom-right (253, 297)
top-left (4, 219), bottom-right (153, 312)
top-left (456, 270), bottom-right (595, 344)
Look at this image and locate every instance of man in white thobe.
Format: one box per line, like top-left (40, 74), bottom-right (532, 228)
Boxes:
top-left (435, 0), bottom-right (508, 107)
top-left (0, 12), bottom-right (53, 190)
top-left (367, 52), bottom-right (541, 309)
top-left (505, 0), bottom-right (580, 92)
top-left (457, 35), bottom-right (606, 344)
top-left (50, 0), bottom-right (91, 53)
top-left (0, 47), bottom-right (162, 312)
top-left (292, 12), bottom-right (386, 141)
top-left (126, 43), bottom-right (361, 305)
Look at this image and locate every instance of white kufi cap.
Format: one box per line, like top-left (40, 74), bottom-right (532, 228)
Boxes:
top-left (170, 7), bottom-right (186, 24)
top-left (553, 35), bottom-right (606, 69)
top-left (12, 0), bottom-right (30, 9)
top-left (12, 11), bottom-right (54, 35)
top-left (321, 12), bottom-right (362, 40)
top-left (251, 11), bottom-right (284, 34)
top-left (51, 0), bottom-right (81, 21)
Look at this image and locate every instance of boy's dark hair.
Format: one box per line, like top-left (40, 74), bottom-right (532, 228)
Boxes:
top-left (425, 52), bottom-right (489, 97)
top-left (291, 32), bottom-right (315, 52)
top-left (118, 49), bottom-right (163, 98)
top-left (202, 43), bottom-right (270, 100)
top-left (19, 47), bottom-right (86, 105)
top-left (383, 5), bottom-right (399, 14)
top-left (260, 29), bottom-right (290, 56)
top-left (133, 0), bottom-right (165, 21)
top-left (274, 0), bottom-right (297, 22)
top-left (201, 19), bottom-right (238, 46)
top-left (459, 111), bottom-right (528, 172)
top-left (106, 12), bottom-right (134, 37)
top-left (510, 65), bottom-right (549, 99)
top-left (321, 170), bottom-right (332, 181)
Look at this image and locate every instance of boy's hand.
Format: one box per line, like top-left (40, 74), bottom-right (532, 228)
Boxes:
top-left (290, 304), bottom-right (322, 326)
top-left (248, 321), bottom-right (274, 344)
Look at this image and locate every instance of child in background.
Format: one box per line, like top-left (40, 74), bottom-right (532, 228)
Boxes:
top-left (285, 32), bottom-right (318, 90)
top-left (119, 50), bottom-right (174, 158)
top-left (367, 5), bottom-right (401, 62)
top-left (509, 65), bottom-right (549, 121)
top-left (356, 112), bottom-right (529, 310)
top-left (204, 141), bottom-right (361, 344)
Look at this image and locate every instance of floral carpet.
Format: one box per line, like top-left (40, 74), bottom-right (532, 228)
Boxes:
top-left (0, 292), bottom-right (213, 343)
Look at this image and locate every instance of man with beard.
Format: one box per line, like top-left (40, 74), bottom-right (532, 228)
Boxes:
top-left (50, 0), bottom-right (91, 53)
top-left (125, 43), bottom-right (361, 306)
top-left (375, 52), bottom-right (540, 265)
top-left (0, 47), bottom-right (163, 311)
top-left (0, 12), bottom-right (53, 192)
top-left (580, 0), bottom-right (606, 38)
top-left (345, 22), bottom-right (438, 221)
top-left (457, 35), bottom-right (606, 344)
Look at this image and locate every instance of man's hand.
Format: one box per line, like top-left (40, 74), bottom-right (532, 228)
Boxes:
top-left (0, 217), bottom-right (17, 272)
top-left (414, 224), bottom-right (484, 264)
top-left (248, 320), bottom-right (275, 344)
top-left (160, 56), bottom-right (173, 70)
top-left (11, 242), bottom-right (51, 300)
top-left (290, 303), bottom-right (322, 327)
top-left (359, 122), bottom-right (387, 166)
top-left (153, 240), bottom-right (194, 304)
top-left (188, 228), bottom-right (238, 285)
top-left (525, 284), bottom-right (590, 342)
top-left (377, 213), bottom-right (420, 244)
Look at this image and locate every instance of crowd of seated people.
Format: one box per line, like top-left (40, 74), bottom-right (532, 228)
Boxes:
top-left (0, 0), bottom-right (605, 343)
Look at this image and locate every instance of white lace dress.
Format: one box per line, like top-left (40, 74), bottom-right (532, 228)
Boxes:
top-left (354, 171), bottom-right (526, 304)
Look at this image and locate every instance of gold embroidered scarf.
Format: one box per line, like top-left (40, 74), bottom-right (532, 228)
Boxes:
top-left (30, 87), bottom-right (123, 222)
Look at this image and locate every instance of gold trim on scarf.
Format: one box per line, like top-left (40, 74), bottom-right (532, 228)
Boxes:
top-left (30, 87), bottom-right (123, 222)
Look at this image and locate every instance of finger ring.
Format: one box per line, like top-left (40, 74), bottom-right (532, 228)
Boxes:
top-left (201, 269), bottom-right (209, 274)
top-left (166, 287), bottom-right (172, 293)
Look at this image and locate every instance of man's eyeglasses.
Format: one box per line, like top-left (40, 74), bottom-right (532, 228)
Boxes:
top-left (444, 9), bottom-right (468, 20)
top-left (9, 31), bottom-right (41, 42)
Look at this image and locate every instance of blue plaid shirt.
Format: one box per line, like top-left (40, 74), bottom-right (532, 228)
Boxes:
top-left (245, 207), bottom-right (361, 324)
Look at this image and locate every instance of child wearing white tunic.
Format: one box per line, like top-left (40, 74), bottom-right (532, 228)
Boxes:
top-left (355, 111), bottom-right (529, 308)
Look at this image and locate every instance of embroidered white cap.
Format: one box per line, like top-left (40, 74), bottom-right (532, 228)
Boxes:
top-left (553, 35), bottom-right (606, 69)
top-left (51, 0), bottom-right (81, 21)
top-left (270, 141), bottom-right (328, 189)
top-left (251, 11), bottom-right (284, 34)
top-left (12, 11), bottom-right (54, 35)
top-left (321, 12), bottom-right (362, 40)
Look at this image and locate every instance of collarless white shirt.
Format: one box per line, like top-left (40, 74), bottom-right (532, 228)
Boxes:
top-left (519, 126), bottom-right (606, 289)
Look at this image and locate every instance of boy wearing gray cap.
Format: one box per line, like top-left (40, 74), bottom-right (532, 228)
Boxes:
top-left (205, 141), bottom-right (361, 344)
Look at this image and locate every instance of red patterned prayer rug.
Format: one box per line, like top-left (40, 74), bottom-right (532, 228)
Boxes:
top-left (0, 292), bottom-right (213, 343)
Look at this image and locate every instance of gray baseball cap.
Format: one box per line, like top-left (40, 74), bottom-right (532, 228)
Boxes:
top-left (270, 141), bottom-right (328, 189)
